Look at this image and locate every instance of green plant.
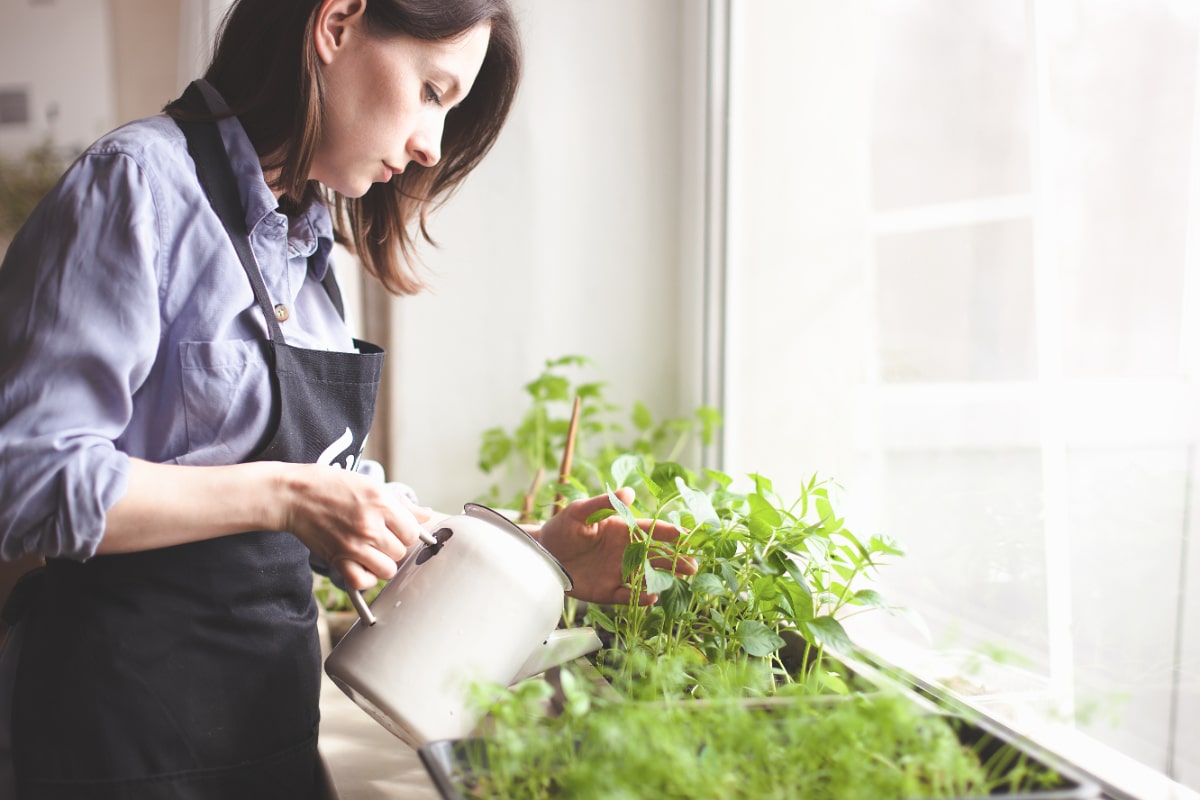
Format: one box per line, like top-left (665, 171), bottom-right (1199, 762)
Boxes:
top-left (444, 356), bottom-right (1076, 799)
top-left (461, 659), bottom-right (1063, 800)
top-left (476, 355), bottom-right (719, 519)
top-left (476, 355), bottom-right (901, 694)
top-left (588, 468), bottom-right (902, 696)
top-left (0, 139), bottom-right (71, 241)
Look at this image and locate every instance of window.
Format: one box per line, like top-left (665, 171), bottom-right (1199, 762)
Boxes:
top-left (722, 0), bottom-right (1200, 794)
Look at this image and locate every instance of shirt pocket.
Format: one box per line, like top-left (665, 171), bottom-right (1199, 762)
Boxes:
top-left (178, 339), bottom-right (274, 466)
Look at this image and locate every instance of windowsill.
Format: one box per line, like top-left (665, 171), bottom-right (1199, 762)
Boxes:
top-left (844, 623), bottom-right (1200, 800)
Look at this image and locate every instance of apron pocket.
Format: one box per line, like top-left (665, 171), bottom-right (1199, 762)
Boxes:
top-left (178, 339), bottom-right (273, 465)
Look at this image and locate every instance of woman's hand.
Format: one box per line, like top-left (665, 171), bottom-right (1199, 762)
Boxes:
top-left (279, 464), bottom-right (434, 591)
top-left (534, 487), bottom-right (696, 606)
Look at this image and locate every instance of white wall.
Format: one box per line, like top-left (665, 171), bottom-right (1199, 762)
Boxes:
top-left (384, 0), bottom-right (707, 511)
top-left (0, 0), bottom-right (116, 155)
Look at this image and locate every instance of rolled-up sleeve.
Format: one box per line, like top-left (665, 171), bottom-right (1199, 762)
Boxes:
top-left (0, 149), bottom-right (162, 561)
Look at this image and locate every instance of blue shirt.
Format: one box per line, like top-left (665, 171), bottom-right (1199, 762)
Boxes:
top-left (0, 81), bottom-right (353, 562)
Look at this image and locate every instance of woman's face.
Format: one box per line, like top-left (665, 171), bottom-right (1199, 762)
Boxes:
top-left (313, 11), bottom-right (491, 198)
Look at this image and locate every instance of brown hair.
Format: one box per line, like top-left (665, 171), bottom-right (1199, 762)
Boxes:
top-left (167, 0), bottom-right (521, 295)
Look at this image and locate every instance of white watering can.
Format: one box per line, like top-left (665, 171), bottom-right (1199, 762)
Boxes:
top-left (324, 503), bottom-right (602, 748)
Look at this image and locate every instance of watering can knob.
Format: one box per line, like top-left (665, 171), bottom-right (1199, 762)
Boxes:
top-left (347, 528), bottom-right (442, 626)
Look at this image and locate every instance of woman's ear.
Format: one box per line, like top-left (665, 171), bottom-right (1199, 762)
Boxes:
top-left (314, 0), bottom-right (367, 66)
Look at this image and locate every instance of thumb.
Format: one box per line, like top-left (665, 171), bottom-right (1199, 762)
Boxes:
top-left (612, 486), bottom-right (636, 506)
top-left (571, 488), bottom-right (635, 520)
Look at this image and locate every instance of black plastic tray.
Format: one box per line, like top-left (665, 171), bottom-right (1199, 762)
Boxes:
top-left (418, 703), bottom-right (1102, 800)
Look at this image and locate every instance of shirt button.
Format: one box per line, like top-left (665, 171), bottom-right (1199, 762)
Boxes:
top-left (274, 304), bottom-right (290, 322)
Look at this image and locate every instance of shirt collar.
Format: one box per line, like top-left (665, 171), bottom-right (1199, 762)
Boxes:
top-left (192, 80), bottom-right (334, 278)
top-left (289, 200), bottom-right (335, 281)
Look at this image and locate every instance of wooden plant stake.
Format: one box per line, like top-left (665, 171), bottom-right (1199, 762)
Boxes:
top-left (552, 395), bottom-right (583, 516)
top-left (518, 467), bottom-right (544, 524)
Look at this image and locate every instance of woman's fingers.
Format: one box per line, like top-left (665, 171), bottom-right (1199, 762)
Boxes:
top-left (637, 519), bottom-right (697, 575)
top-left (379, 505), bottom-right (423, 555)
top-left (306, 468), bottom-right (431, 590)
top-left (333, 555), bottom-right (390, 592)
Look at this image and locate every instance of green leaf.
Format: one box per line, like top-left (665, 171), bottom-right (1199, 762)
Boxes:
top-left (526, 373), bottom-right (571, 402)
top-left (637, 466), bottom-right (662, 499)
top-left (658, 578), bottom-right (691, 619)
top-left (696, 406), bottom-right (722, 446)
top-left (747, 493), bottom-right (782, 527)
top-left (702, 468), bottom-right (733, 489)
top-left (651, 462), bottom-right (692, 492)
top-left (676, 477), bottom-right (720, 527)
top-left (584, 603), bottom-right (616, 633)
top-left (547, 354), bottom-right (589, 369)
top-left (690, 572), bottom-right (727, 597)
top-left (607, 487), bottom-right (639, 531)
top-left (610, 454), bottom-right (642, 489)
top-left (815, 495), bottom-right (843, 532)
top-left (781, 581), bottom-right (814, 623)
top-left (576, 381), bottom-right (606, 399)
top-left (869, 534), bottom-right (905, 557)
top-left (736, 620), bottom-right (786, 657)
top-left (719, 561), bottom-right (740, 593)
top-left (851, 588), bottom-right (889, 610)
top-left (621, 540), bottom-right (648, 581)
top-left (803, 616), bottom-right (854, 655)
top-left (584, 508), bottom-right (617, 525)
top-left (749, 473), bottom-right (774, 495)
top-left (645, 566), bottom-right (676, 595)
top-left (476, 428), bottom-right (512, 473)
top-left (813, 670), bottom-right (850, 695)
top-left (744, 515), bottom-right (774, 541)
top-left (751, 575), bottom-right (781, 602)
top-left (632, 401), bottom-right (653, 431)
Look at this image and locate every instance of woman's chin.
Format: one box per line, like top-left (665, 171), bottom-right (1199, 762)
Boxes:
top-left (321, 177), bottom-right (374, 199)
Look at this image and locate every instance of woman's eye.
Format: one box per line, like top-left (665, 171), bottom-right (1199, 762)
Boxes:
top-left (423, 83), bottom-right (443, 107)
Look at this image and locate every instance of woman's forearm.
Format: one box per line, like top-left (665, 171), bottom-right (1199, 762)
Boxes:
top-left (97, 457), bottom-right (285, 554)
top-left (97, 457), bottom-right (431, 591)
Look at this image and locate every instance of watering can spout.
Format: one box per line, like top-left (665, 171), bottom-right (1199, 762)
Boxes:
top-left (511, 627), bottom-right (603, 684)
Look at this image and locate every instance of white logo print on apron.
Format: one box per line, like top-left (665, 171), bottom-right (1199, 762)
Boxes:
top-left (316, 427), bottom-right (368, 471)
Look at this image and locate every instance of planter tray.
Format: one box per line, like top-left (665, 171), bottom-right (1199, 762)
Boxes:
top-left (418, 703), bottom-right (1101, 800)
top-left (418, 648), bottom-right (1102, 799)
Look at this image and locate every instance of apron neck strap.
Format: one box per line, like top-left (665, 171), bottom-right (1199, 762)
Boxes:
top-left (175, 82), bottom-right (287, 343)
top-left (321, 269), bottom-right (346, 321)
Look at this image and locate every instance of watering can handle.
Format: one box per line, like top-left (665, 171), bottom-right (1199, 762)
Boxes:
top-left (347, 529), bottom-right (440, 627)
top-left (348, 588), bottom-right (376, 626)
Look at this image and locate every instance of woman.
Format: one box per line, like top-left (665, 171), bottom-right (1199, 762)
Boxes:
top-left (0, 1), bottom-right (686, 797)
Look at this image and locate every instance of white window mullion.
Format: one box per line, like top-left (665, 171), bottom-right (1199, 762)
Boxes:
top-left (1166, 17), bottom-right (1200, 780)
top-left (703, 0), bottom-right (733, 473)
top-left (1027, 0), bottom-right (1076, 722)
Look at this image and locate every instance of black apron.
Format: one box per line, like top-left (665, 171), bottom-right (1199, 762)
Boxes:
top-left (11, 84), bottom-right (385, 800)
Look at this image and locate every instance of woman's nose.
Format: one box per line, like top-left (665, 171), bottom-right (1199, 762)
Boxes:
top-left (408, 122), bottom-right (443, 168)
